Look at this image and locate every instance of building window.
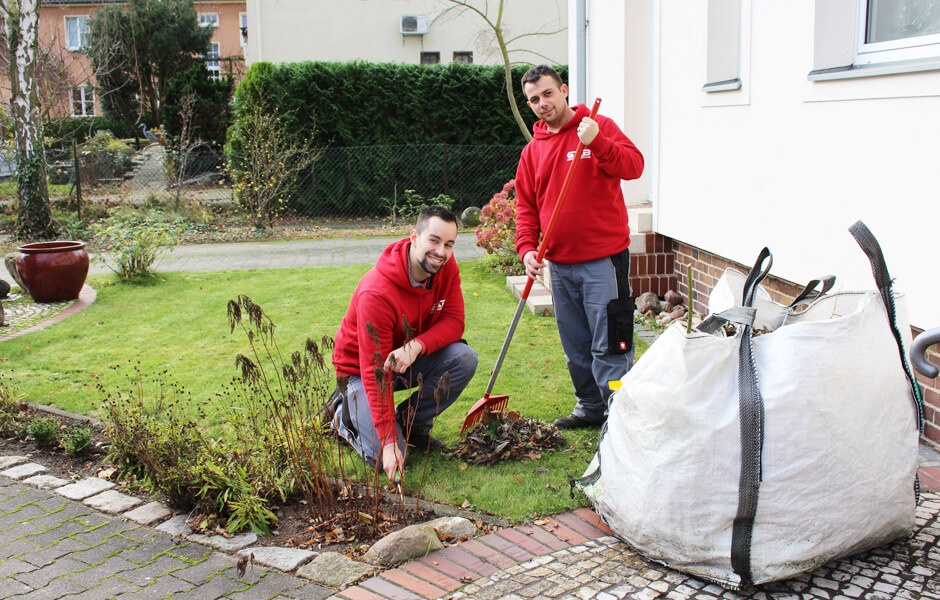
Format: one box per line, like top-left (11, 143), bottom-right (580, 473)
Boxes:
top-left (65, 15), bottom-right (89, 51)
top-left (420, 51), bottom-right (440, 65)
top-left (198, 13), bottom-right (219, 28)
top-left (71, 86), bottom-right (94, 117)
top-left (703, 0), bottom-right (742, 91)
top-left (205, 42), bottom-right (221, 79)
top-left (453, 51), bottom-right (473, 64)
top-left (240, 12), bottom-right (248, 47)
top-left (856, 0), bottom-right (940, 64)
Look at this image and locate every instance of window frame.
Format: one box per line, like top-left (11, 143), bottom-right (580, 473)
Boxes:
top-left (810, 0), bottom-right (940, 80)
top-left (453, 51), bottom-right (473, 64)
top-left (239, 12), bottom-right (248, 48)
top-left (855, 0), bottom-right (940, 65)
top-left (420, 51), bottom-right (441, 65)
top-left (198, 12), bottom-right (219, 28)
top-left (64, 15), bottom-right (89, 51)
top-left (71, 86), bottom-right (94, 117)
top-left (206, 42), bottom-right (221, 80)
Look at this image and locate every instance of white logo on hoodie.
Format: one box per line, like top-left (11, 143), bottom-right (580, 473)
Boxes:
top-left (566, 148), bottom-right (592, 161)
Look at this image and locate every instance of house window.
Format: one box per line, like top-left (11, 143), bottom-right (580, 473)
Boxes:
top-left (240, 12), bottom-right (248, 47)
top-left (206, 42), bottom-right (221, 79)
top-left (198, 13), bottom-right (219, 28)
top-left (71, 86), bottom-right (94, 117)
top-left (703, 0), bottom-right (742, 91)
top-left (856, 0), bottom-right (940, 64)
top-left (453, 51), bottom-right (473, 64)
top-left (420, 52), bottom-right (440, 65)
top-left (65, 15), bottom-right (89, 51)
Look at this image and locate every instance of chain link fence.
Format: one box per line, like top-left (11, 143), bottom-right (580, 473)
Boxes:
top-left (0, 143), bottom-right (523, 220)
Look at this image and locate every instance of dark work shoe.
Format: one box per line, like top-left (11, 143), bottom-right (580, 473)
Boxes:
top-left (318, 389), bottom-right (343, 426)
top-left (407, 432), bottom-right (446, 452)
top-left (554, 414), bottom-right (603, 429)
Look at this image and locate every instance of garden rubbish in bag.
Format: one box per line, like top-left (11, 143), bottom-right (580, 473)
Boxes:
top-left (575, 221), bottom-right (924, 589)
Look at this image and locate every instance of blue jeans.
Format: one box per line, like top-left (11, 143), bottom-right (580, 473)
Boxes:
top-left (332, 341), bottom-right (478, 468)
top-left (549, 251), bottom-right (634, 423)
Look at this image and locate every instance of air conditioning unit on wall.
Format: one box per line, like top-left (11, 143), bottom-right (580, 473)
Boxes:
top-left (400, 15), bottom-right (428, 35)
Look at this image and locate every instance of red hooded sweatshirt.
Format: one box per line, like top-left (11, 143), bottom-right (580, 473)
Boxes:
top-left (515, 103), bottom-right (644, 264)
top-left (332, 237), bottom-right (465, 444)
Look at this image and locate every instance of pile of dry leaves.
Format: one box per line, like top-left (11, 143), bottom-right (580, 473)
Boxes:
top-left (443, 412), bottom-right (566, 466)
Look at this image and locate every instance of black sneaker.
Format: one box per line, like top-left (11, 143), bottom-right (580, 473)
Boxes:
top-left (553, 414), bottom-right (603, 429)
top-left (407, 432), bottom-right (446, 452)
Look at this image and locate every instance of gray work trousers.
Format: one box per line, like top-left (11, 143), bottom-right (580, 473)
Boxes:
top-left (332, 341), bottom-right (478, 468)
top-left (549, 250), bottom-right (634, 423)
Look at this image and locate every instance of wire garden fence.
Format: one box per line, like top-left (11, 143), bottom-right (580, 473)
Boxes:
top-left (0, 143), bottom-right (524, 221)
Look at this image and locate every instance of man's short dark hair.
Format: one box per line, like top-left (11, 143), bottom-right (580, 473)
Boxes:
top-left (416, 205), bottom-right (458, 233)
top-left (521, 65), bottom-right (564, 89)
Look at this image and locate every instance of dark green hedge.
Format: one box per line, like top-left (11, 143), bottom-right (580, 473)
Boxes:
top-left (228, 61), bottom-right (568, 216)
top-left (233, 61), bottom-right (569, 147)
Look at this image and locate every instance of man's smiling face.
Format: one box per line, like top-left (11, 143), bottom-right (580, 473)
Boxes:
top-left (409, 216), bottom-right (457, 281)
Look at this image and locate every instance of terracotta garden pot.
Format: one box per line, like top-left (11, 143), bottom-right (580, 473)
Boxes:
top-left (14, 241), bottom-right (89, 303)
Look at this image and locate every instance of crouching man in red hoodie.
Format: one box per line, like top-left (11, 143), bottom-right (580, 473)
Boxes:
top-left (329, 206), bottom-right (478, 482)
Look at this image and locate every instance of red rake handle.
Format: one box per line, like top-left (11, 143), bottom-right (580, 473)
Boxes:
top-left (519, 97), bottom-right (601, 300)
top-left (483, 98), bottom-right (602, 397)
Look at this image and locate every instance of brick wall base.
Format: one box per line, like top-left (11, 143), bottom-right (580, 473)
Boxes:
top-left (665, 237), bottom-right (940, 451)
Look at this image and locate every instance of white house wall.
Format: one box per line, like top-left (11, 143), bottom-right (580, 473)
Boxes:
top-left (247, 0), bottom-right (566, 67)
top-left (611, 0), bottom-right (940, 327)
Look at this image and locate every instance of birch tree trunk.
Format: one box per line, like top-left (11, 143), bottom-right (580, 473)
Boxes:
top-left (3, 0), bottom-right (53, 240)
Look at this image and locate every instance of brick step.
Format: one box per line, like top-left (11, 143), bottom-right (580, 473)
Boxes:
top-left (631, 251), bottom-right (675, 278)
top-left (631, 274), bottom-right (678, 297)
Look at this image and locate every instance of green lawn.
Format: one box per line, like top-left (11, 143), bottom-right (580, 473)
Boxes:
top-left (1, 261), bottom-right (649, 521)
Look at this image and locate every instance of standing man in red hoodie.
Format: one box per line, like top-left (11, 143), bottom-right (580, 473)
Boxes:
top-left (330, 206), bottom-right (478, 481)
top-left (515, 65), bottom-right (644, 429)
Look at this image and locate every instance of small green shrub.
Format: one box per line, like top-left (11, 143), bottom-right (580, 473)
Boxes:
top-left (27, 416), bottom-right (60, 449)
top-left (0, 373), bottom-right (25, 436)
top-left (389, 189), bottom-right (455, 222)
top-left (61, 425), bottom-right (94, 456)
top-left (92, 210), bottom-right (184, 278)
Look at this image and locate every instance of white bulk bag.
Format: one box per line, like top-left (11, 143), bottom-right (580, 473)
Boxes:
top-left (577, 222), bottom-right (923, 589)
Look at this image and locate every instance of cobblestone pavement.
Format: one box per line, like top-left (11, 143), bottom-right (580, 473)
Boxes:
top-left (444, 493), bottom-right (940, 600)
top-left (0, 477), bottom-right (330, 599)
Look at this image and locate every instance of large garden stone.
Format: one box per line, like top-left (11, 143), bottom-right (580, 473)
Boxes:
top-left (237, 546), bottom-right (317, 572)
top-left (636, 291), bottom-right (662, 315)
top-left (461, 206), bottom-right (482, 228)
top-left (296, 552), bottom-right (373, 587)
top-left (83, 490), bottom-right (143, 514)
top-left (361, 524), bottom-right (443, 566)
top-left (1, 463), bottom-right (46, 480)
top-left (56, 477), bottom-right (115, 500)
top-left (425, 516), bottom-right (479, 540)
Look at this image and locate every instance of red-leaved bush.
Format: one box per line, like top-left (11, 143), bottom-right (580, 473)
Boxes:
top-left (475, 179), bottom-right (524, 274)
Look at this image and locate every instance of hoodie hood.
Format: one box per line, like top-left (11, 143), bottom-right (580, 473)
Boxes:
top-left (532, 103), bottom-right (589, 140)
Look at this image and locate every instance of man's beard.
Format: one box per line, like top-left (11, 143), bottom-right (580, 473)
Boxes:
top-left (419, 253), bottom-right (445, 275)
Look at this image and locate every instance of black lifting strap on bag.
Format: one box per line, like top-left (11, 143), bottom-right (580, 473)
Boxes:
top-left (729, 247), bottom-right (773, 589)
top-left (848, 221), bottom-right (925, 435)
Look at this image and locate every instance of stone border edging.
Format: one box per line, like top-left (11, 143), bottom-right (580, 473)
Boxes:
top-left (0, 283), bottom-right (97, 343)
